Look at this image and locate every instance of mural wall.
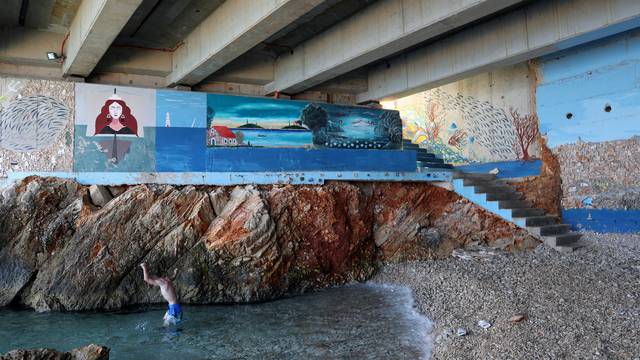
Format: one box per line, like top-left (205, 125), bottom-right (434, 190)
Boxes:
top-left (537, 28), bottom-right (640, 232)
top-left (74, 83), bottom-right (156, 172)
top-left (206, 94), bottom-right (401, 150)
top-left (70, 83), bottom-right (409, 174)
top-left (0, 77), bottom-right (74, 178)
top-left (384, 63), bottom-right (540, 171)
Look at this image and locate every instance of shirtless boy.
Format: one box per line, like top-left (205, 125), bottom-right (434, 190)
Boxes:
top-left (140, 263), bottom-right (182, 325)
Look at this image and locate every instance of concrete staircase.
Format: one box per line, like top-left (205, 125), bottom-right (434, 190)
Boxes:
top-left (452, 172), bottom-right (584, 252)
top-left (402, 140), bottom-right (454, 170)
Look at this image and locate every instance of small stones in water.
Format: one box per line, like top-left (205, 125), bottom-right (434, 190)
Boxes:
top-left (456, 328), bottom-right (467, 336)
top-left (477, 320), bottom-right (492, 329)
top-left (510, 313), bottom-right (528, 323)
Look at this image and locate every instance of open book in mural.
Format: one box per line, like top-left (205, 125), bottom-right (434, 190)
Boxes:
top-left (92, 90), bottom-right (140, 164)
top-left (206, 94), bottom-right (402, 149)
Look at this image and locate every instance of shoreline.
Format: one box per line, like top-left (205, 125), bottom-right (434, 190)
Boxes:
top-left (372, 232), bottom-right (640, 359)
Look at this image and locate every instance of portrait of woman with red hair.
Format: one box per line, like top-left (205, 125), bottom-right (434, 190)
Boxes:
top-left (94, 91), bottom-right (139, 136)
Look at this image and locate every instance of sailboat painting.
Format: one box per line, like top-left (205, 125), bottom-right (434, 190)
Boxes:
top-left (155, 90), bottom-right (207, 171)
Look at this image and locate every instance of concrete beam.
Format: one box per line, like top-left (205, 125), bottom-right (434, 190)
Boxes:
top-left (63, 0), bottom-right (143, 77)
top-left (95, 47), bottom-right (173, 77)
top-left (0, 28), bottom-right (65, 67)
top-left (358, 0), bottom-right (640, 102)
top-left (206, 51), bottom-right (275, 86)
top-left (0, 0), bottom-right (20, 27)
top-left (166, 0), bottom-right (329, 87)
top-left (265, 0), bottom-right (525, 94)
top-left (25, 0), bottom-right (55, 29)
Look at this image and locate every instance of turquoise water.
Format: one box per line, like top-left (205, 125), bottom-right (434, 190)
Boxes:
top-left (0, 284), bottom-right (432, 359)
top-left (231, 128), bottom-right (312, 147)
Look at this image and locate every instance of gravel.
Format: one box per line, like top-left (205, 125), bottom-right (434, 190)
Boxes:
top-left (372, 232), bottom-right (640, 360)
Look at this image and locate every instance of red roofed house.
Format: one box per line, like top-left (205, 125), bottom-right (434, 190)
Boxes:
top-left (208, 125), bottom-right (237, 146)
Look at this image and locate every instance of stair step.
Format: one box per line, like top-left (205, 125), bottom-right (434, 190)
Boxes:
top-left (416, 153), bottom-right (437, 161)
top-left (516, 215), bottom-right (557, 226)
top-left (462, 178), bottom-right (509, 187)
top-left (486, 191), bottom-right (523, 201)
top-left (416, 156), bottom-right (444, 164)
top-left (510, 208), bottom-right (545, 217)
top-left (454, 172), bottom-right (496, 181)
top-left (544, 232), bottom-right (582, 247)
top-left (498, 199), bottom-right (533, 209)
top-left (554, 239), bottom-right (587, 253)
top-left (527, 224), bottom-right (571, 236)
top-left (474, 184), bottom-right (517, 194)
top-left (417, 161), bottom-right (454, 169)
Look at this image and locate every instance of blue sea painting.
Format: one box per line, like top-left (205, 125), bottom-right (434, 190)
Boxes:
top-left (206, 147), bottom-right (416, 172)
top-left (74, 125), bottom-right (156, 172)
top-left (156, 90), bottom-right (207, 128)
top-left (232, 129), bottom-right (312, 147)
top-left (156, 127), bottom-right (206, 172)
top-left (206, 93), bottom-right (402, 149)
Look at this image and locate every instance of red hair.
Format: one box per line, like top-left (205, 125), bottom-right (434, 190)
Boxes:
top-left (94, 99), bottom-right (139, 136)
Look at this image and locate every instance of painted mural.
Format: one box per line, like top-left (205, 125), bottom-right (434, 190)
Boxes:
top-left (385, 63), bottom-right (539, 166)
top-left (70, 84), bottom-right (407, 174)
top-left (0, 77), bottom-right (74, 178)
top-left (74, 83), bottom-right (156, 172)
top-left (156, 90), bottom-right (206, 172)
top-left (206, 94), bottom-right (402, 150)
top-left (388, 88), bottom-right (539, 164)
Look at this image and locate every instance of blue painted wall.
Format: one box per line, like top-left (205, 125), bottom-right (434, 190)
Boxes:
top-left (454, 160), bottom-right (541, 179)
top-left (538, 28), bottom-right (640, 232)
top-left (563, 209), bottom-right (640, 234)
top-left (206, 148), bottom-right (416, 172)
top-left (538, 28), bottom-right (640, 147)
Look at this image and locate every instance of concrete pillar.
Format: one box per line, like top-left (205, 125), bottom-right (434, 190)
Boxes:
top-left (265, 0), bottom-right (525, 95)
top-left (166, 0), bottom-right (329, 87)
top-left (63, 0), bottom-right (143, 77)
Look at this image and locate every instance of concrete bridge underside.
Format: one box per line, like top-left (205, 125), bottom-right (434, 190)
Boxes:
top-left (1, 0), bottom-right (640, 101)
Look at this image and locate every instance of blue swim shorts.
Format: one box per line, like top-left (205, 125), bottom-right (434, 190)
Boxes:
top-left (164, 303), bottom-right (182, 324)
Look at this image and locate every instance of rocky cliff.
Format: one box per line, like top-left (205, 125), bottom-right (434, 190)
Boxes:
top-left (0, 177), bottom-right (537, 311)
top-left (0, 344), bottom-right (108, 360)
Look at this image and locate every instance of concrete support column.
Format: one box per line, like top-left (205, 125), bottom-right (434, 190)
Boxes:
top-left (63, 0), bottom-right (143, 77)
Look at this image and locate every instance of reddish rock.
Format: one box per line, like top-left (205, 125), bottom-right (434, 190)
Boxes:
top-left (0, 177), bottom-right (539, 311)
top-left (266, 182), bottom-right (377, 290)
top-left (371, 183), bottom-right (538, 262)
top-left (508, 137), bottom-right (563, 217)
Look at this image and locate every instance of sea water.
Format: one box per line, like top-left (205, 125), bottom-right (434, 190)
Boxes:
top-left (231, 128), bottom-right (313, 147)
top-left (0, 284), bottom-right (432, 359)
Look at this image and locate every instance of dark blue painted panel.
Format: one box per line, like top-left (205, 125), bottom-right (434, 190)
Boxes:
top-left (563, 208), bottom-right (640, 233)
top-left (206, 148), bottom-right (416, 172)
top-left (156, 127), bottom-right (206, 172)
top-left (454, 160), bottom-right (541, 179)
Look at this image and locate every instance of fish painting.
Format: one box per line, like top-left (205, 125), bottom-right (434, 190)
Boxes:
top-left (431, 88), bottom-right (517, 160)
top-left (0, 95), bottom-right (70, 152)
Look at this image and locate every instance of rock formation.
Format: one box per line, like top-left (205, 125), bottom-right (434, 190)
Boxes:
top-left (0, 177), bottom-right (538, 312)
top-left (0, 344), bottom-right (109, 360)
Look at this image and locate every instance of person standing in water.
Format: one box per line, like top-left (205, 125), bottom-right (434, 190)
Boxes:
top-left (140, 263), bottom-right (182, 325)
